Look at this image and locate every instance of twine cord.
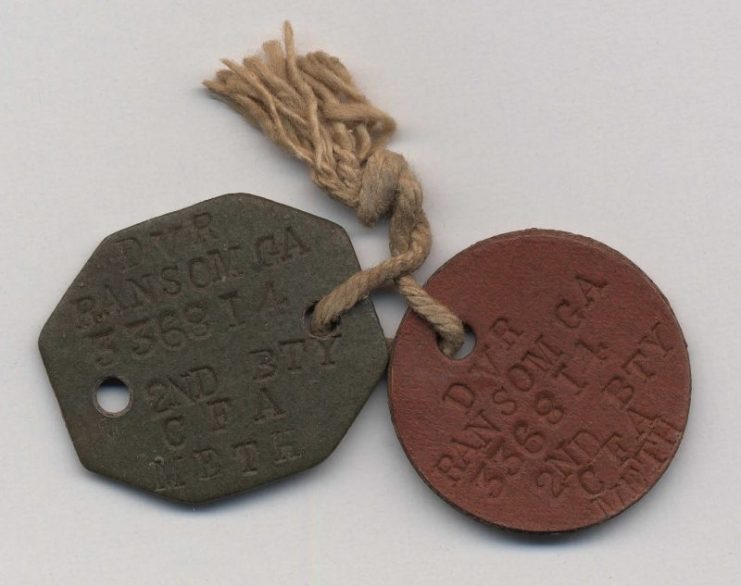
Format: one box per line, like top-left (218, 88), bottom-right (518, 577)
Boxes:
top-left (204, 22), bottom-right (464, 356)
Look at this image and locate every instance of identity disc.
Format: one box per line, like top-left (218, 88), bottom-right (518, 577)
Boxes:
top-left (389, 229), bottom-right (690, 533)
top-left (40, 193), bottom-right (387, 503)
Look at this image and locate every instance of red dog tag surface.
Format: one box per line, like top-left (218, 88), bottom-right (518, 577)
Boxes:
top-left (389, 230), bottom-right (690, 533)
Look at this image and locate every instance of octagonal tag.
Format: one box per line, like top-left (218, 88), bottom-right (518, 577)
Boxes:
top-left (40, 193), bottom-right (387, 503)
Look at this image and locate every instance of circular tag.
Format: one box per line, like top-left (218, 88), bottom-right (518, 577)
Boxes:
top-left (389, 230), bottom-right (690, 533)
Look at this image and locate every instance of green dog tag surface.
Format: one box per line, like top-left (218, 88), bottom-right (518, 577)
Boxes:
top-left (39, 193), bottom-right (387, 503)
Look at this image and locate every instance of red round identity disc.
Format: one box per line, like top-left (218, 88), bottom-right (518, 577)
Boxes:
top-left (388, 230), bottom-right (690, 533)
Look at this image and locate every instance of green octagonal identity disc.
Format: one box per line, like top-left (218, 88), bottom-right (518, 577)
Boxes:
top-left (39, 193), bottom-right (387, 503)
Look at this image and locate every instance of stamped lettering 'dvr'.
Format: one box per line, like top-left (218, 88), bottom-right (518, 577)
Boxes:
top-left (40, 193), bottom-right (387, 503)
top-left (389, 230), bottom-right (691, 533)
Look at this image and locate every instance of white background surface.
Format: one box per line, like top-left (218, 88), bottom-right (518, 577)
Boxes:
top-left (2, 1), bottom-right (740, 584)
